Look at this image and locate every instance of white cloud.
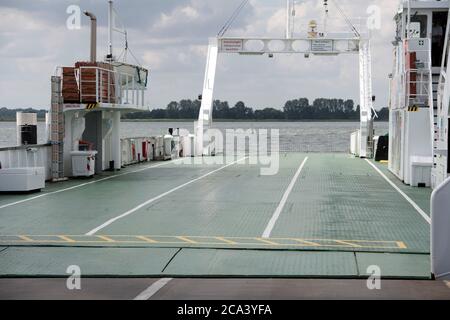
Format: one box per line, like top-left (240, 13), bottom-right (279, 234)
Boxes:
top-left (0, 0), bottom-right (401, 110)
top-left (0, 8), bottom-right (49, 33)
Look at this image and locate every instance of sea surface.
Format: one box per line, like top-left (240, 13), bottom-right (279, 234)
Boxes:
top-left (0, 121), bottom-right (389, 153)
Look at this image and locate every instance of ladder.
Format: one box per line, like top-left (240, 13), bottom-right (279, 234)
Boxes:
top-left (51, 76), bottom-right (65, 181)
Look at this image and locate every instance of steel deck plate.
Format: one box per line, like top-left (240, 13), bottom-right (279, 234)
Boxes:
top-left (0, 153), bottom-right (432, 278)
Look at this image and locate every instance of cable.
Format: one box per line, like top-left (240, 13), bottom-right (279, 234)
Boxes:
top-left (218, 0), bottom-right (247, 36)
top-left (329, 0), bottom-right (360, 37)
top-left (218, 0), bottom-right (249, 37)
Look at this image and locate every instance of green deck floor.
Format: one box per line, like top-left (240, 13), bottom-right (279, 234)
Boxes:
top-left (0, 153), bottom-right (432, 279)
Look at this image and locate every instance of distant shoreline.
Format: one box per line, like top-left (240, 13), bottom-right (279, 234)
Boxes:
top-left (0, 119), bottom-right (389, 123)
top-left (121, 119), bottom-right (389, 123)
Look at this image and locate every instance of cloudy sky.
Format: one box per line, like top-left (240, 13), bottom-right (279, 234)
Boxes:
top-left (0, 0), bottom-right (398, 110)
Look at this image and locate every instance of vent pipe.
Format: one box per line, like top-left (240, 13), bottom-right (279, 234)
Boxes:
top-left (84, 11), bottom-right (97, 62)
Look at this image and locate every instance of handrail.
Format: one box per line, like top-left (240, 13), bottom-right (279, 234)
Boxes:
top-left (0, 143), bottom-right (51, 152)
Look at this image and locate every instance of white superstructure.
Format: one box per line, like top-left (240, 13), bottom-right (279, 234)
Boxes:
top-left (50, 1), bottom-right (149, 179)
top-left (434, 3), bottom-right (450, 188)
top-left (389, 0), bottom-right (449, 187)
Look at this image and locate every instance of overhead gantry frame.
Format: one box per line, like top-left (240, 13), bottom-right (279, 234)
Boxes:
top-left (196, 0), bottom-right (375, 158)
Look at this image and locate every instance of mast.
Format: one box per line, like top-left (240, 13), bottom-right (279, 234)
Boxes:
top-left (108, 0), bottom-right (114, 60)
top-left (286, 0), bottom-right (293, 39)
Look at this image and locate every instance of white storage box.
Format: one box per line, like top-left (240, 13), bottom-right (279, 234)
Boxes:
top-left (163, 135), bottom-right (173, 160)
top-left (0, 167), bottom-right (45, 192)
top-left (71, 151), bottom-right (97, 177)
top-left (350, 130), bottom-right (360, 157)
top-left (180, 134), bottom-right (195, 157)
top-left (410, 156), bottom-right (433, 187)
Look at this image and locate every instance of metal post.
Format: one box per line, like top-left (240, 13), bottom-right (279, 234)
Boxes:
top-left (84, 11), bottom-right (97, 63)
top-left (100, 69), bottom-right (103, 103)
top-left (196, 38), bottom-right (219, 156)
top-left (112, 111), bottom-right (121, 170)
top-left (96, 68), bottom-right (99, 102)
top-left (286, 0), bottom-right (293, 39)
top-left (108, 1), bottom-right (114, 59)
top-left (359, 40), bottom-right (374, 158)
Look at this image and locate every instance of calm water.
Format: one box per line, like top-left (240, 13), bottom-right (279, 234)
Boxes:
top-left (0, 121), bottom-right (389, 153)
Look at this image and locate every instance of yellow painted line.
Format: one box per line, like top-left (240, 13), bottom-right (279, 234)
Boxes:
top-left (18, 236), bottom-right (34, 242)
top-left (97, 235), bottom-right (115, 243)
top-left (176, 236), bottom-right (197, 244)
top-left (396, 241), bottom-right (407, 249)
top-left (255, 238), bottom-right (279, 246)
top-left (334, 240), bottom-right (363, 248)
top-left (58, 236), bottom-right (76, 243)
top-left (216, 237), bottom-right (238, 245)
top-left (136, 236), bottom-right (159, 244)
top-left (294, 239), bottom-right (322, 247)
top-left (0, 235), bottom-right (409, 250)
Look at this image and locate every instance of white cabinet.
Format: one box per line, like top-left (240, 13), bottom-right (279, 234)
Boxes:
top-left (0, 167), bottom-right (45, 192)
top-left (71, 151), bottom-right (97, 177)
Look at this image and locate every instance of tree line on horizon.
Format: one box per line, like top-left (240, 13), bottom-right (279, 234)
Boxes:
top-left (123, 98), bottom-right (389, 121)
top-left (1, 98), bottom-right (389, 121)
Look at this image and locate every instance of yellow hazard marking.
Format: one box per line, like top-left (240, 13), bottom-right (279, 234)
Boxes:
top-left (408, 106), bottom-right (419, 112)
top-left (334, 240), bottom-right (363, 248)
top-left (58, 235), bottom-right (76, 243)
top-left (255, 238), bottom-right (279, 246)
top-left (216, 237), bottom-right (238, 245)
top-left (86, 103), bottom-right (99, 110)
top-left (0, 235), bottom-right (409, 250)
top-left (136, 236), bottom-right (158, 244)
top-left (396, 241), bottom-right (407, 249)
top-left (176, 236), bottom-right (197, 244)
top-left (18, 235), bottom-right (35, 242)
top-left (97, 235), bottom-right (115, 243)
top-left (293, 239), bottom-right (322, 247)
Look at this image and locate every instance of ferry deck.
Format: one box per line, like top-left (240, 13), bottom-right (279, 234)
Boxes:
top-left (0, 153), bottom-right (433, 275)
top-left (1, 152), bottom-right (450, 299)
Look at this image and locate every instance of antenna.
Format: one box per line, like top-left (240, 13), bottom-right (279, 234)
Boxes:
top-left (286, 0), bottom-right (295, 39)
top-left (108, 1), bottom-right (114, 61)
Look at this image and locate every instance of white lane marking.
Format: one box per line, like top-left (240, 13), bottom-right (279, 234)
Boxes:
top-left (86, 157), bottom-right (248, 236)
top-left (365, 159), bottom-right (431, 224)
top-left (262, 157), bottom-right (309, 238)
top-left (134, 278), bottom-right (173, 300)
top-left (0, 160), bottom-right (184, 211)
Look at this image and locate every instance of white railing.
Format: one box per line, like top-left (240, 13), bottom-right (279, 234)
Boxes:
top-left (78, 66), bottom-right (146, 108)
top-left (406, 68), bottom-right (432, 106)
top-left (403, 39), bottom-right (433, 108)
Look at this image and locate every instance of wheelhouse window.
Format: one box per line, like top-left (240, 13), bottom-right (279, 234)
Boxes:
top-left (407, 14), bottom-right (428, 38)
